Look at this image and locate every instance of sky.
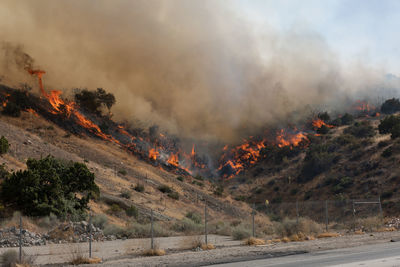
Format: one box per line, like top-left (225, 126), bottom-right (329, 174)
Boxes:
top-left (237, 0), bottom-right (400, 74)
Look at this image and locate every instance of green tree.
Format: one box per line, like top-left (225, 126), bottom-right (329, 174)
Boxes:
top-left (381, 98), bottom-right (400, 114)
top-left (0, 156), bottom-right (99, 217)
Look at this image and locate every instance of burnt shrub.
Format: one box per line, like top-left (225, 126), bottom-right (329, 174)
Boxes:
top-left (381, 98), bottom-right (400, 114)
top-left (74, 88), bottom-right (116, 115)
top-left (0, 136), bottom-right (9, 155)
top-left (344, 121), bottom-right (375, 138)
top-left (316, 124), bottom-right (330, 135)
top-left (318, 112), bottom-right (330, 121)
top-left (299, 144), bottom-right (336, 182)
top-left (2, 102), bottom-right (21, 117)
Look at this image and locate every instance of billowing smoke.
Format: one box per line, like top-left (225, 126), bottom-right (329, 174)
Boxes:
top-left (0, 0), bottom-right (396, 143)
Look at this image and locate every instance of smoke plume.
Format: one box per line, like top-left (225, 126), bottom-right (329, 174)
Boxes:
top-left (0, 0), bottom-right (395, 143)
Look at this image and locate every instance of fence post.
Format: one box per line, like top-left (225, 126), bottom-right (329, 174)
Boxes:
top-left (352, 200), bottom-right (356, 231)
top-left (252, 203), bottom-right (255, 237)
top-left (204, 201), bottom-right (208, 245)
top-left (296, 200), bottom-right (299, 225)
top-left (89, 212), bottom-right (92, 258)
top-left (151, 209), bottom-right (154, 250)
top-left (19, 215), bottom-right (22, 263)
top-left (378, 196), bottom-right (383, 219)
top-left (325, 200), bottom-right (329, 232)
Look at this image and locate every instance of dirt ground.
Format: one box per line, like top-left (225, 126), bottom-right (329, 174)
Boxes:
top-left (2, 231), bottom-right (397, 266)
top-left (82, 231), bottom-right (400, 267)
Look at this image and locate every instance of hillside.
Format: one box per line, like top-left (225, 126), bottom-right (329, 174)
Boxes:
top-left (225, 115), bottom-right (400, 215)
top-left (0, 103), bottom-right (252, 226)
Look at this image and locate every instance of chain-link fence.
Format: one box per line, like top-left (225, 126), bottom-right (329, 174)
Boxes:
top-left (0, 198), bottom-right (387, 265)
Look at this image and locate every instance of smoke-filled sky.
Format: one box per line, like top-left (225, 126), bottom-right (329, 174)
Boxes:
top-left (0, 0), bottom-right (398, 143)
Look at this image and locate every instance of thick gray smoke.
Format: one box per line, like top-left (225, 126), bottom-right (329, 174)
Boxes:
top-left (0, 0), bottom-right (394, 143)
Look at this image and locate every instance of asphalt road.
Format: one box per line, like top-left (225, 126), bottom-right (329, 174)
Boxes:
top-left (208, 241), bottom-right (400, 267)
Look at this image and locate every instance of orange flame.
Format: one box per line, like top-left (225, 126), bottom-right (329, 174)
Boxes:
top-left (149, 148), bottom-right (159, 161)
top-left (312, 118), bottom-right (333, 129)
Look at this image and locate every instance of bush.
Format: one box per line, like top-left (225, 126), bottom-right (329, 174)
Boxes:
top-left (103, 224), bottom-right (126, 237)
top-left (232, 225), bottom-right (252, 240)
top-left (134, 184), bottom-right (145, 193)
top-left (185, 211), bottom-right (202, 224)
top-left (0, 156), bottom-right (99, 217)
top-left (344, 121), bottom-right (375, 138)
top-left (118, 169), bottom-right (127, 176)
top-left (381, 98), bottom-right (400, 114)
top-left (332, 177), bottom-right (353, 193)
top-left (0, 136), bottom-right (9, 155)
top-left (167, 191), bottom-right (179, 200)
top-left (158, 185), bottom-right (172, 193)
top-left (126, 205), bottom-right (139, 218)
top-left (1, 249), bottom-right (17, 267)
top-left (318, 112), bottom-right (330, 121)
top-left (2, 100), bottom-right (21, 117)
top-left (74, 88), bottom-right (116, 115)
top-left (381, 191), bottom-right (393, 199)
top-left (299, 144), bottom-right (336, 182)
top-left (120, 190), bottom-right (131, 199)
top-left (273, 217), bottom-right (322, 237)
top-left (92, 214), bottom-right (108, 229)
top-left (108, 204), bottom-right (123, 215)
top-left (378, 115), bottom-right (400, 139)
top-left (172, 218), bottom-right (203, 234)
top-left (316, 125), bottom-right (330, 135)
top-left (214, 185), bottom-right (224, 196)
top-left (341, 113), bottom-right (354, 125)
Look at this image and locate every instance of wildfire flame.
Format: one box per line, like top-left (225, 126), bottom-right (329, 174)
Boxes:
top-left (312, 118), bottom-right (333, 129)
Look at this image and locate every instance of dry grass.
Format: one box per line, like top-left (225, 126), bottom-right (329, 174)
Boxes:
top-left (201, 243), bottom-right (216, 250)
top-left (243, 237), bottom-right (266, 246)
top-left (70, 256), bottom-right (101, 265)
top-left (142, 249), bottom-right (166, 257)
top-left (317, 232), bottom-right (340, 238)
top-left (281, 237), bottom-right (290, 243)
top-left (354, 230), bottom-right (365, 235)
top-left (377, 227), bottom-right (396, 232)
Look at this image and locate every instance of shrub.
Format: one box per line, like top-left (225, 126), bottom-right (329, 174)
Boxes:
top-left (176, 176), bottom-right (184, 182)
top-left (232, 225), bottom-right (252, 240)
top-left (126, 205), bottom-right (139, 218)
top-left (273, 217), bottom-right (322, 237)
top-left (103, 224), bottom-right (126, 237)
top-left (158, 185), bottom-right (172, 193)
top-left (185, 211), bottom-right (202, 224)
top-left (0, 155), bottom-right (99, 217)
top-left (381, 98), bottom-right (400, 114)
top-left (344, 121), bottom-right (375, 138)
top-left (214, 185), bottom-right (224, 196)
top-left (332, 177), bottom-right (353, 193)
top-left (378, 140), bottom-right (390, 148)
top-left (0, 136), bottom-right (9, 155)
top-left (382, 146), bottom-right (393, 158)
top-left (167, 191), bottom-right (179, 200)
top-left (120, 190), bottom-right (131, 199)
top-left (118, 169), bottom-right (127, 176)
top-left (92, 214), bottom-right (108, 229)
top-left (108, 204), bottom-right (123, 215)
top-left (2, 101), bottom-right (21, 117)
top-left (378, 115), bottom-right (400, 139)
top-left (316, 125), bottom-right (330, 135)
top-left (1, 249), bottom-right (18, 267)
top-left (341, 113), bottom-right (354, 125)
top-left (381, 191), bottom-right (393, 199)
top-left (134, 184), bottom-right (145, 193)
top-left (318, 112), bottom-right (330, 122)
top-left (172, 218), bottom-right (203, 234)
top-left (299, 144), bottom-right (336, 182)
top-left (74, 88), bottom-right (116, 115)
